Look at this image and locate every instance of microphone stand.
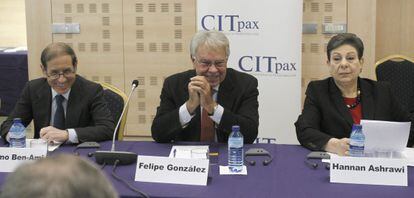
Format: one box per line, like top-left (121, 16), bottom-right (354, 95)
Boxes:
top-left (94, 80), bottom-right (139, 165)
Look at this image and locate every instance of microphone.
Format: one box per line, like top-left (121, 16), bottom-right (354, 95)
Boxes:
top-left (94, 80), bottom-right (139, 165)
top-left (304, 159), bottom-right (318, 169)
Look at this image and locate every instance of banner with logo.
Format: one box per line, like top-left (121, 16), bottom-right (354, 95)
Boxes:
top-left (197, 0), bottom-right (302, 144)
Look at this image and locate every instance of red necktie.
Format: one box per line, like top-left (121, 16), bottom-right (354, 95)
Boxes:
top-left (200, 107), bottom-right (215, 142)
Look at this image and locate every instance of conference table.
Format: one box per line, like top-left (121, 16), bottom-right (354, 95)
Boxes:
top-left (0, 141), bottom-right (413, 198)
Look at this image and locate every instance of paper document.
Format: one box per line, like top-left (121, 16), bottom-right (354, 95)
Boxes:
top-left (3, 46), bottom-right (27, 52)
top-left (169, 145), bottom-right (209, 159)
top-left (401, 148), bottom-right (414, 166)
top-left (361, 120), bottom-right (410, 152)
top-left (26, 139), bottom-right (62, 152)
top-left (219, 165), bottom-right (247, 175)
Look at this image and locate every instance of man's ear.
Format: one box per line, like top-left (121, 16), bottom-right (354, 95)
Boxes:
top-left (191, 56), bottom-right (197, 69)
top-left (40, 64), bottom-right (47, 75)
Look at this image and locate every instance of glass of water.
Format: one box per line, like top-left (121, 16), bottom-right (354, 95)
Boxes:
top-left (30, 139), bottom-right (48, 151)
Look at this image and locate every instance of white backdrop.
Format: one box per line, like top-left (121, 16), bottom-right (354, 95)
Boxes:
top-left (197, 0), bottom-right (302, 144)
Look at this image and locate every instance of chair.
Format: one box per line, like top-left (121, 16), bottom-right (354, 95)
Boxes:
top-left (375, 54), bottom-right (414, 114)
top-left (96, 82), bottom-right (128, 140)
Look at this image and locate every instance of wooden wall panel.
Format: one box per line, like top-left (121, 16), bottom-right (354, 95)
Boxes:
top-left (25, 0), bottom-right (53, 79)
top-left (301, 0), bottom-right (347, 102)
top-left (51, 0), bottom-right (125, 90)
top-left (400, 0), bottom-right (414, 57)
top-left (376, 0), bottom-right (414, 61)
top-left (348, 0), bottom-right (377, 80)
top-left (122, 0), bottom-right (196, 137)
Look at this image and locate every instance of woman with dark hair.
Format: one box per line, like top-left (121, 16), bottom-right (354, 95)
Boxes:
top-left (295, 33), bottom-right (413, 155)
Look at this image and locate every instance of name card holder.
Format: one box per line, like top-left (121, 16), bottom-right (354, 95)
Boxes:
top-left (0, 148), bottom-right (47, 172)
top-left (330, 155), bottom-right (408, 186)
top-left (135, 155), bottom-right (209, 186)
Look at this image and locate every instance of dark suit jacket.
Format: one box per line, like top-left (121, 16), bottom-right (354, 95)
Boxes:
top-left (1, 75), bottom-right (115, 142)
top-left (151, 68), bottom-right (259, 144)
top-left (295, 77), bottom-right (414, 151)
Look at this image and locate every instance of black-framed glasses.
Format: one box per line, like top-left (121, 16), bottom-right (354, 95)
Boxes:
top-left (46, 69), bottom-right (75, 80)
top-left (194, 57), bottom-right (227, 69)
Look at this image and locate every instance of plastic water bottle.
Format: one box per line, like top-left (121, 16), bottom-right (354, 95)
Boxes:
top-left (349, 124), bottom-right (364, 157)
top-left (228, 125), bottom-right (244, 172)
top-left (9, 118), bottom-right (26, 148)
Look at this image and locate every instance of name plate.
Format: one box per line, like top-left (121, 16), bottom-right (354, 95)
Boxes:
top-left (135, 155), bottom-right (209, 186)
top-left (0, 148), bottom-right (47, 172)
top-left (330, 155), bottom-right (407, 186)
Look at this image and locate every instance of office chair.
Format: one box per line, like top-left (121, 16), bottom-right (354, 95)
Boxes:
top-left (375, 54), bottom-right (414, 114)
top-left (96, 82), bottom-right (128, 140)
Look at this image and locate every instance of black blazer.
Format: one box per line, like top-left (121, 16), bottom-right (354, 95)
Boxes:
top-left (295, 77), bottom-right (414, 150)
top-left (151, 68), bottom-right (259, 143)
top-left (1, 75), bottom-right (115, 142)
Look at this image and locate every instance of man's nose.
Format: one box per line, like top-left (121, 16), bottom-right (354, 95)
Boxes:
top-left (208, 64), bottom-right (219, 72)
top-left (57, 74), bottom-right (67, 83)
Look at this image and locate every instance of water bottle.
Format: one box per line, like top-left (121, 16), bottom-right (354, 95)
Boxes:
top-left (228, 125), bottom-right (244, 172)
top-left (9, 118), bottom-right (26, 148)
top-left (349, 124), bottom-right (364, 157)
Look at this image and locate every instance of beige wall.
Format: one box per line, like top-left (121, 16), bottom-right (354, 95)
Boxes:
top-left (376, 0), bottom-right (414, 61)
top-left (19, 0), bottom-right (414, 139)
top-left (0, 0), bottom-right (27, 47)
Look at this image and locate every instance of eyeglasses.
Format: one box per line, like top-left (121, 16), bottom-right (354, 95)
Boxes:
top-left (46, 69), bottom-right (75, 80)
top-left (194, 57), bottom-right (227, 69)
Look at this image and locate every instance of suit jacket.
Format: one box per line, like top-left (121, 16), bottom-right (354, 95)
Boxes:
top-left (1, 75), bottom-right (115, 142)
top-left (295, 77), bottom-right (414, 151)
top-left (151, 68), bottom-right (259, 144)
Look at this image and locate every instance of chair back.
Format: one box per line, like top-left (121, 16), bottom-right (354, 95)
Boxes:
top-left (375, 55), bottom-right (414, 113)
top-left (96, 82), bottom-right (128, 140)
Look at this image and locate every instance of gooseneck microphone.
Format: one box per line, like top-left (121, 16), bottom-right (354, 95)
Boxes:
top-left (94, 80), bottom-right (139, 165)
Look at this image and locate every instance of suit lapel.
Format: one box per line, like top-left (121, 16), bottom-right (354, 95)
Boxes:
top-left (360, 79), bottom-right (375, 119)
top-left (34, 80), bottom-right (52, 127)
top-left (183, 70), bottom-right (196, 104)
top-left (217, 69), bottom-right (235, 109)
top-left (66, 76), bottom-right (81, 128)
top-left (329, 78), bottom-right (354, 127)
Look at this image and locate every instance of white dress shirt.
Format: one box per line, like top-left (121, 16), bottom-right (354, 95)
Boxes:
top-left (51, 89), bottom-right (79, 143)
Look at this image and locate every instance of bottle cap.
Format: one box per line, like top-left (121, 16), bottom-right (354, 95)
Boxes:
top-left (352, 124), bottom-right (362, 130)
top-left (13, 118), bottom-right (22, 122)
top-left (232, 125), bottom-right (240, 131)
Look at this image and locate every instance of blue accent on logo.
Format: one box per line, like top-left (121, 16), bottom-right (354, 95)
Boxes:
top-left (201, 15), bottom-right (259, 32)
top-left (238, 56), bottom-right (297, 74)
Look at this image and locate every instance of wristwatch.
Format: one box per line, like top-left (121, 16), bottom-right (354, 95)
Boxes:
top-left (208, 103), bottom-right (218, 116)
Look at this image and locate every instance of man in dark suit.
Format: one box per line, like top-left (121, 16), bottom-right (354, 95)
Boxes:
top-left (151, 31), bottom-right (259, 144)
top-left (1, 42), bottom-right (114, 143)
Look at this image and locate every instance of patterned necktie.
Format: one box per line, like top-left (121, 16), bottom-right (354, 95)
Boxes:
top-left (200, 107), bottom-right (215, 142)
top-left (54, 95), bottom-right (65, 129)
top-left (200, 89), bottom-right (216, 142)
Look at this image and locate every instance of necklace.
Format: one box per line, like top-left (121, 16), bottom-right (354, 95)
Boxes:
top-left (346, 88), bottom-right (361, 109)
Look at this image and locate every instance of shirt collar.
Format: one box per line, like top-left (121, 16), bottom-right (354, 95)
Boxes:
top-left (51, 88), bottom-right (71, 100)
top-left (212, 85), bottom-right (220, 92)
